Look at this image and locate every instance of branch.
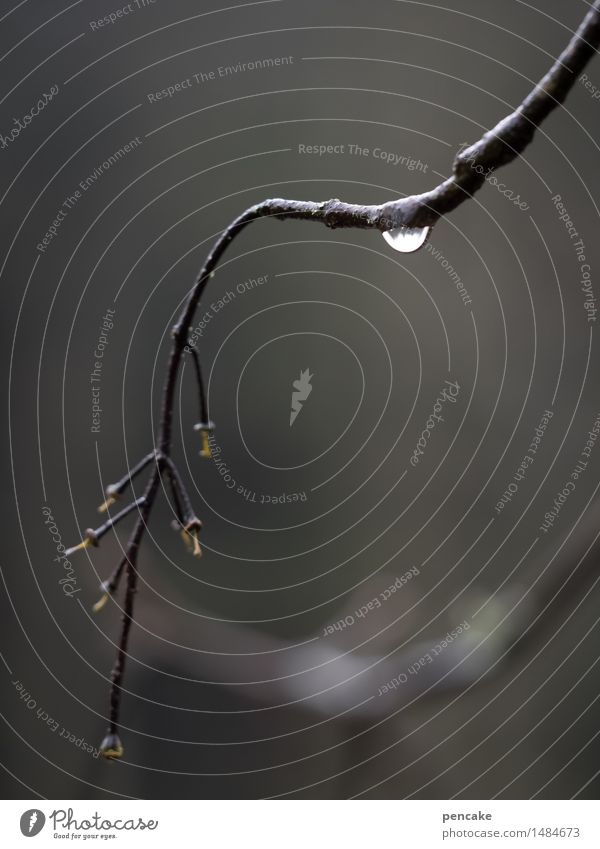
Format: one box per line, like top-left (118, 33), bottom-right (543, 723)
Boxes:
top-left (169, 0), bottom-right (600, 247)
top-left (163, 455), bottom-right (203, 556)
top-left (65, 496), bottom-right (146, 556)
top-left (65, 0), bottom-right (600, 759)
top-left (91, 555), bottom-right (127, 613)
top-left (97, 451), bottom-right (156, 513)
top-left (98, 474), bottom-right (160, 758)
top-left (186, 346), bottom-right (214, 458)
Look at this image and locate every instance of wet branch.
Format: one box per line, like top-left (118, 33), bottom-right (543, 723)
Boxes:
top-left (64, 0), bottom-right (600, 759)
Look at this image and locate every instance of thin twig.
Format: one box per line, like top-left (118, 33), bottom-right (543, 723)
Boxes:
top-left (162, 456), bottom-right (195, 521)
top-left (187, 345), bottom-right (210, 426)
top-left (65, 496), bottom-right (146, 556)
top-left (91, 555), bottom-right (128, 613)
top-left (98, 451), bottom-right (156, 512)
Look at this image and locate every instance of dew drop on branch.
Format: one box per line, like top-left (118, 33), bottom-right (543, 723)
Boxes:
top-left (382, 226), bottom-right (431, 253)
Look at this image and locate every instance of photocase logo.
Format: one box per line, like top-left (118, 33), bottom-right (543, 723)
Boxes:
top-left (19, 810), bottom-right (45, 837)
top-left (289, 368), bottom-right (313, 426)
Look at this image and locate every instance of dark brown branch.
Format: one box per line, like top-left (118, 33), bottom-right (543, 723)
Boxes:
top-left (98, 451), bottom-right (156, 513)
top-left (186, 347), bottom-right (215, 458)
top-left (65, 496), bottom-right (146, 556)
top-left (162, 456), bottom-right (194, 522)
top-left (98, 471), bottom-right (161, 758)
top-left (66, 0), bottom-right (600, 758)
top-left (91, 555), bottom-right (128, 613)
top-left (167, 0), bottom-right (600, 236)
top-left (166, 466), bottom-right (185, 526)
top-left (186, 345), bottom-right (210, 426)
top-left (162, 456), bottom-right (203, 556)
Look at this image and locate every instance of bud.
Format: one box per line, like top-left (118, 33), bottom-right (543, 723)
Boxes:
top-left (97, 484), bottom-right (121, 513)
top-left (183, 517), bottom-right (202, 557)
top-left (64, 528), bottom-right (98, 557)
top-left (92, 579), bottom-right (113, 613)
top-left (193, 421), bottom-right (215, 459)
top-left (99, 731), bottom-right (123, 760)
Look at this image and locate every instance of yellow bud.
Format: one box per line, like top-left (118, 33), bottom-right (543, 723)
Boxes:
top-left (99, 732), bottom-right (123, 760)
top-left (191, 532), bottom-right (202, 558)
top-left (199, 430), bottom-right (212, 459)
top-left (97, 495), bottom-right (117, 514)
top-left (180, 530), bottom-right (193, 552)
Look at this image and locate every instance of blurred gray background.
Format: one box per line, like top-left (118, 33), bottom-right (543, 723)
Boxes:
top-left (2, 0), bottom-right (600, 799)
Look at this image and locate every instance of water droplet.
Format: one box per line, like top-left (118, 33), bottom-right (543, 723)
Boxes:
top-left (382, 225), bottom-right (431, 253)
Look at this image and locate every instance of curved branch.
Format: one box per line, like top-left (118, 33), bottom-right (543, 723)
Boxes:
top-left (165, 2), bottom-right (600, 455)
top-left (70, 0), bottom-right (600, 756)
top-left (173, 0), bottom-right (600, 263)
